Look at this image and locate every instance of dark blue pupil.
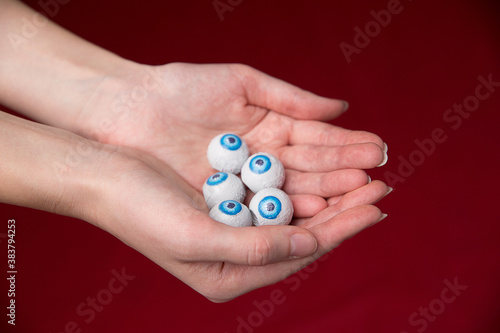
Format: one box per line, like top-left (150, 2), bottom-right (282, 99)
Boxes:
top-left (256, 159), bottom-right (264, 166)
top-left (227, 202), bottom-right (236, 209)
top-left (228, 137), bottom-right (236, 143)
top-left (266, 203), bottom-right (275, 211)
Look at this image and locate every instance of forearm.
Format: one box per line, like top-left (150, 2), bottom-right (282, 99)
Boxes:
top-left (0, 110), bottom-right (104, 221)
top-left (0, 0), bottom-right (137, 133)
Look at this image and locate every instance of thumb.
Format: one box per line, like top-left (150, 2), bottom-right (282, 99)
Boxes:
top-left (237, 64), bottom-right (348, 121)
top-left (194, 221), bottom-right (318, 266)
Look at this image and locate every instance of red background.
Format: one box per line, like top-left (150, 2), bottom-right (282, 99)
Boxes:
top-left (1, 0), bottom-right (500, 332)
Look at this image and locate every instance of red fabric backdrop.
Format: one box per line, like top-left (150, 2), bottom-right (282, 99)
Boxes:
top-left (1, 0), bottom-right (499, 332)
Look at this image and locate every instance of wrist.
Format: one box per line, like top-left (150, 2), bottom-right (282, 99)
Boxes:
top-left (66, 56), bottom-right (143, 137)
top-left (73, 62), bottom-right (169, 144)
top-left (71, 60), bottom-right (147, 141)
top-left (0, 111), bottom-right (110, 223)
top-left (0, 0), bottom-right (142, 134)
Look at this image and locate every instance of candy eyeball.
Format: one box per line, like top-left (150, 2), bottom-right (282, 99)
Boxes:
top-left (249, 188), bottom-right (293, 226)
top-left (207, 133), bottom-right (249, 174)
top-left (203, 172), bottom-right (246, 209)
top-left (241, 153), bottom-right (285, 193)
top-left (209, 200), bottom-right (252, 227)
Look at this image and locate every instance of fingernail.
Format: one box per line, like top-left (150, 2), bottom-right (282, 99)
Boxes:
top-left (342, 100), bottom-right (349, 112)
top-left (376, 213), bottom-right (388, 223)
top-left (290, 234), bottom-right (317, 258)
top-left (367, 175), bottom-right (372, 184)
top-left (380, 187), bottom-right (393, 200)
top-left (377, 150), bottom-right (388, 167)
top-left (383, 142), bottom-right (388, 154)
top-left (385, 187), bottom-right (393, 196)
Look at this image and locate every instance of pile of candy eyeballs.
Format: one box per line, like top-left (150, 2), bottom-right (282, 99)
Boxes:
top-left (204, 133), bottom-right (293, 227)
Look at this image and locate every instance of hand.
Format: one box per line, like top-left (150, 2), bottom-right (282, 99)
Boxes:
top-left (0, 105), bottom-right (389, 303)
top-left (77, 63), bottom-right (388, 208)
top-left (0, 2), bottom-right (391, 302)
top-left (93, 146), bottom-right (390, 302)
top-left (72, 63), bottom-right (390, 301)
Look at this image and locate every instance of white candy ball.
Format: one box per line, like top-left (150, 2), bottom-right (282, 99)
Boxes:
top-left (241, 153), bottom-right (285, 193)
top-left (209, 200), bottom-right (252, 227)
top-left (207, 133), bottom-right (249, 174)
top-left (203, 172), bottom-right (246, 209)
top-left (249, 188), bottom-right (293, 226)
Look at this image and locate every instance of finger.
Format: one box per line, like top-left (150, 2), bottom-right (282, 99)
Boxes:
top-left (220, 205), bottom-right (386, 300)
top-left (326, 195), bottom-right (344, 206)
top-left (182, 215), bottom-right (318, 266)
top-left (289, 194), bottom-right (327, 218)
top-left (302, 180), bottom-right (389, 229)
top-left (290, 217), bottom-right (310, 226)
top-left (327, 184), bottom-right (392, 206)
top-left (237, 65), bottom-right (348, 121)
top-left (289, 120), bottom-right (385, 149)
top-left (284, 169), bottom-right (370, 197)
top-left (309, 205), bottom-right (385, 248)
top-left (278, 142), bottom-right (386, 172)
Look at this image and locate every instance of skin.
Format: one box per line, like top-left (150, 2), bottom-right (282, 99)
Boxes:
top-left (0, 0), bottom-right (390, 302)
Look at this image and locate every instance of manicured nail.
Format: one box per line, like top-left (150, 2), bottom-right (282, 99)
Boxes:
top-left (376, 214), bottom-right (388, 223)
top-left (367, 175), bottom-right (372, 184)
top-left (290, 234), bottom-right (318, 258)
top-left (383, 142), bottom-right (388, 154)
top-left (342, 100), bottom-right (349, 112)
top-left (377, 150), bottom-right (388, 167)
top-left (382, 187), bottom-right (393, 199)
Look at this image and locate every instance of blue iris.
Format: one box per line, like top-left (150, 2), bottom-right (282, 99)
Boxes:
top-left (206, 172), bottom-right (228, 186)
top-left (220, 134), bottom-right (242, 151)
top-left (219, 200), bottom-right (243, 216)
top-left (258, 196), bottom-right (282, 219)
top-left (249, 155), bottom-right (271, 174)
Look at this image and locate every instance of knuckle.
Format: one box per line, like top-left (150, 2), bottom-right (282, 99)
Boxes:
top-left (319, 173), bottom-right (335, 196)
top-left (230, 63), bottom-right (252, 79)
top-left (316, 148), bottom-right (331, 172)
top-left (247, 236), bottom-right (274, 266)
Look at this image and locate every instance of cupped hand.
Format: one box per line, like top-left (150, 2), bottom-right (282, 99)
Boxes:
top-left (77, 63), bottom-right (390, 301)
top-left (0, 0), bottom-right (390, 301)
top-left (95, 147), bottom-right (389, 302)
top-left (79, 63), bottom-right (387, 197)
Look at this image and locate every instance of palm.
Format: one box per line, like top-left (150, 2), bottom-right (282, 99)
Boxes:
top-left (100, 63), bottom-right (384, 196)
top-left (103, 63), bottom-right (277, 189)
top-left (88, 63), bottom-right (390, 301)
top-left (107, 148), bottom-right (388, 302)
